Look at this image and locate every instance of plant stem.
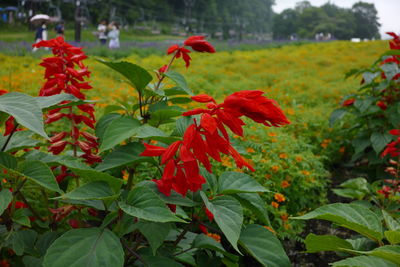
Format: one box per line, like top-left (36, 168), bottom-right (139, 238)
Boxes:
top-left (1, 122), bottom-right (18, 152)
top-left (173, 222), bottom-right (192, 247)
top-left (121, 238), bottom-right (146, 265)
top-left (173, 247), bottom-right (194, 257)
top-left (126, 168), bottom-right (135, 191)
top-left (154, 53), bottom-right (177, 91)
top-left (12, 179), bottom-right (27, 196)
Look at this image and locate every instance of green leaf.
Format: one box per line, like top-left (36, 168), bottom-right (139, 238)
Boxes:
top-left (0, 92), bottom-right (48, 138)
top-left (97, 60), bottom-right (152, 92)
top-left (362, 245), bottom-right (400, 264)
top-left (68, 168), bottom-right (123, 193)
top-left (118, 186), bottom-right (184, 223)
top-left (382, 210), bottom-right (400, 231)
top-left (193, 233), bottom-right (226, 253)
top-left (169, 97), bottom-right (191, 104)
top-left (18, 160), bottom-right (62, 193)
top-left (12, 208), bottom-right (31, 227)
top-left (12, 229), bottom-right (38, 256)
top-left (370, 132), bottom-right (392, 154)
top-left (56, 181), bottom-right (116, 200)
top-left (43, 228), bottom-right (124, 267)
top-left (95, 113), bottom-right (121, 142)
top-left (148, 109), bottom-right (182, 127)
top-left (329, 108), bottom-right (347, 127)
top-left (36, 94), bottom-right (81, 111)
top-left (200, 192), bottom-right (243, 252)
top-left (332, 178), bottom-right (370, 200)
top-left (293, 203), bottom-right (383, 242)
top-left (95, 142), bottom-right (146, 171)
top-left (0, 188), bottom-right (12, 215)
top-left (0, 151), bottom-right (17, 169)
top-left (332, 256), bottom-right (397, 267)
top-left (137, 220), bottom-right (171, 255)
top-left (23, 256), bottom-right (43, 267)
top-left (218, 171), bottom-right (268, 194)
top-left (176, 116), bottom-right (193, 137)
top-left (362, 71), bottom-right (379, 84)
top-left (142, 255), bottom-right (184, 267)
top-left (100, 116), bottom-right (141, 151)
top-left (164, 71), bottom-right (193, 95)
top-left (239, 224), bottom-right (291, 267)
top-left (385, 231), bottom-right (400, 245)
top-left (354, 97), bottom-right (376, 113)
top-left (304, 234), bottom-right (353, 253)
top-left (0, 131), bottom-right (40, 152)
top-left (381, 63), bottom-right (399, 81)
top-left (236, 193), bottom-right (270, 225)
top-left (352, 137), bottom-right (371, 155)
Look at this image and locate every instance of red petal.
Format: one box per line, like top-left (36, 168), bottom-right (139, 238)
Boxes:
top-left (140, 143), bottom-right (167, 157)
top-left (191, 94), bottom-right (216, 103)
top-left (161, 141), bottom-right (182, 164)
top-left (201, 113), bottom-right (217, 134)
top-left (167, 44), bottom-right (180, 54)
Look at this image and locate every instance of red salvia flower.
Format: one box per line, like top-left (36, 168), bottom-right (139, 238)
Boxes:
top-left (342, 98), bottom-right (355, 107)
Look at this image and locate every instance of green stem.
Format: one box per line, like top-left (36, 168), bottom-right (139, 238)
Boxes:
top-left (126, 168), bottom-right (135, 191)
top-left (1, 122), bottom-right (18, 152)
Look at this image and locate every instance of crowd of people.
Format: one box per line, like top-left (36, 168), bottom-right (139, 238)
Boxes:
top-left (32, 19), bottom-right (120, 52)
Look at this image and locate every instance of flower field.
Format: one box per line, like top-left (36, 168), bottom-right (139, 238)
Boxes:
top-left (0, 40), bottom-right (388, 235)
top-left (2, 37), bottom-right (399, 266)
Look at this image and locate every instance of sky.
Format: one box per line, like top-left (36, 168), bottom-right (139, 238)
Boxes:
top-left (273, 0), bottom-right (400, 38)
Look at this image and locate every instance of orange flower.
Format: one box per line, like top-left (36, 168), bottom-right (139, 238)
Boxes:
top-left (274, 193), bottom-right (286, 202)
top-left (246, 147), bottom-right (255, 153)
top-left (268, 132), bottom-right (277, 137)
top-left (122, 170), bottom-right (129, 181)
top-left (295, 156), bottom-right (303, 162)
top-left (280, 213), bottom-right (289, 221)
top-left (265, 174), bottom-right (272, 179)
top-left (320, 143), bottom-right (328, 149)
top-left (263, 226), bottom-right (276, 234)
top-left (301, 170), bottom-right (310, 175)
top-left (279, 153), bottom-right (287, 159)
top-left (281, 180), bottom-right (290, 188)
top-left (271, 165), bottom-right (280, 172)
top-left (271, 201), bottom-right (279, 208)
top-left (150, 140), bottom-right (158, 145)
top-left (339, 146), bottom-right (345, 153)
top-left (207, 232), bottom-right (221, 242)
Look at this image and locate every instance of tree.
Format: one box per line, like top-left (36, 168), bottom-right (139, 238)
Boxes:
top-left (352, 1), bottom-right (380, 39)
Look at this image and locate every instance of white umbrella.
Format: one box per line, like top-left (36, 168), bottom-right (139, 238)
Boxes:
top-left (30, 14), bottom-right (50, 23)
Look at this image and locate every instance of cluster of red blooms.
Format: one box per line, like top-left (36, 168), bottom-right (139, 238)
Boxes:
top-left (141, 91), bottom-right (290, 196)
top-left (382, 129), bottom-right (400, 158)
top-left (33, 37), bottom-right (100, 170)
top-left (342, 32), bottom-right (400, 110)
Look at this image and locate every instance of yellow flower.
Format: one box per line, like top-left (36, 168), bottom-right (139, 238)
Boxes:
top-left (301, 170), bottom-right (310, 176)
top-left (271, 201), bottom-right (279, 208)
top-left (274, 193), bottom-right (286, 203)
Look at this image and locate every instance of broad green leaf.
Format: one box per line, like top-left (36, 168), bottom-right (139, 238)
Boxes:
top-left (36, 231), bottom-right (62, 256)
top-left (332, 256), bottom-right (397, 267)
top-left (329, 108), bottom-right (347, 127)
top-left (95, 113), bottom-right (121, 141)
top-left (239, 224), bottom-right (291, 267)
top-left (218, 171), bottom-right (268, 194)
top-left (142, 255), bottom-right (184, 267)
top-left (0, 152), bottom-right (17, 169)
top-left (200, 192), bottom-right (243, 252)
top-left (97, 60), bottom-right (152, 92)
top-left (23, 256), bottom-right (42, 267)
top-left (100, 116), bottom-right (141, 151)
top-left (362, 71), bottom-right (379, 84)
top-left (332, 178), bottom-right (370, 200)
top-left (0, 130), bottom-right (40, 152)
top-left (68, 168), bottom-right (123, 193)
top-left (293, 203), bottom-right (383, 242)
top-left (304, 234), bottom-right (353, 253)
top-left (200, 168), bottom-right (218, 194)
top-left (36, 94), bottom-right (81, 111)
top-left (352, 137), bottom-right (371, 155)
top-left (346, 245), bottom-right (400, 264)
top-left (0, 188), bottom-right (12, 215)
top-left (95, 142), bottom-right (145, 171)
top-left (137, 220), bottom-right (171, 255)
top-left (12, 208), bottom-right (31, 227)
top-left (169, 97), bottom-right (191, 104)
top-left (164, 71), bottom-right (193, 95)
top-left (118, 186), bottom-right (184, 223)
top-left (381, 63), bottom-right (399, 81)
top-left (56, 181), bottom-right (116, 200)
top-left (236, 193), bottom-right (270, 225)
top-left (370, 132), bottom-right (392, 154)
top-left (18, 160), bottom-right (62, 193)
top-left (148, 109), bottom-right (182, 127)
top-left (0, 92), bottom-right (47, 138)
top-left (43, 228), bottom-right (124, 267)
top-left (192, 233), bottom-right (239, 261)
top-left (385, 231), bottom-right (400, 245)
top-left (382, 210), bottom-right (400, 231)
top-left (12, 229), bottom-right (38, 256)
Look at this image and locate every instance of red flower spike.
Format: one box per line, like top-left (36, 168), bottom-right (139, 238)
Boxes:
top-left (377, 101), bottom-right (387, 110)
top-left (200, 113), bottom-right (218, 134)
top-left (46, 113), bottom-right (65, 124)
top-left (167, 44), bottom-right (180, 55)
top-left (167, 204), bottom-right (177, 213)
top-left (162, 160), bottom-right (176, 180)
top-left (183, 124), bottom-right (197, 147)
top-left (140, 143), bottom-right (167, 157)
top-left (184, 36), bottom-right (216, 53)
top-left (205, 207), bottom-right (214, 221)
top-left (153, 179), bottom-right (173, 196)
top-left (191, 94), bottom-right (216, 103)
top-left (49, 132), bottom-right (67, 143)
top-left (159, 65), bottom-right (168, 73)
top-left (48, 140), bottom-right (68, 155)
top-left (199, 224), bottom-right (208, 234)
top-left (342, 98), bottom-right (355, 107)
top-left (81, 131), bottom-right (98, 143)
top-left (389, 129), bottom-right (400, 136)
top-left (4, 117), bottom-right (15, 136)
top-left (161, 141), bottom-right (182, 164)
top-left (68, 219), bottom-right (80, 228)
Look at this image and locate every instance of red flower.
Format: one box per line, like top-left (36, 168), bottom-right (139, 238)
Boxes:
top-left (68, 219), bottom-right (80, 228)
top-left (184, 36), bottom-right (216, 53)
top-left (377, 101), bottom-right (387, 110)
top-left (158, 65), bottom-right (168, 73)
top-left (342, 98), bottom-right (355, 107)
top-left (377, 185), bottom-right (391, 198)
top-left (205, 207), bottom-right (214, 221)
top-left (48, 140), bottom-right (68, 155)
top-left (0, 259), bottom-right (10, 267)
top-left (382, 129), bottom-right (400, 158)
top-left (191, 94), bottom-right (216, 103)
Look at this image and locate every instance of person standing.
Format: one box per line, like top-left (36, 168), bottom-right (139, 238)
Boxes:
top-left (97, 20), bottom-right (107, 45)
top-left (108, 22), bottom-right (120, 49)
top-left (32, 22), bottom-right (47, 52)
top-left (55, 21), bottom-right (65, 37)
